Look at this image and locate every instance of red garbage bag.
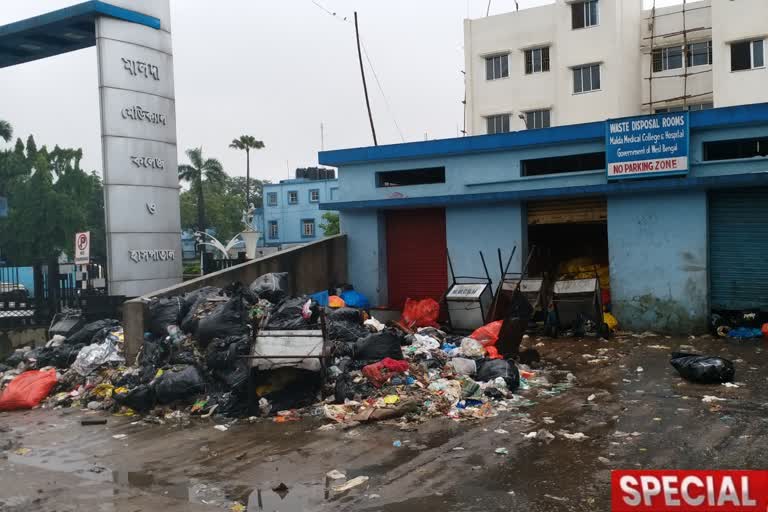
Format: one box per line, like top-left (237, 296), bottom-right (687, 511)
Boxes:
top-left (362, 358), bottom-right (410, 388)
top-left (485, 345), bottom-right (503, 360)
top-left (401, 298), bottom-right (440, 328)
top-left (762, 323), bottom-right (768, 338)
top-left (0, 369), bottom-right (58, 412)
top-left (470, 320), bottom-right (503, 346)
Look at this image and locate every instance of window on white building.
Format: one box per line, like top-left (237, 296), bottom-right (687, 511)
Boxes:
top-left (486, 114), bottom-right (511, 134)
top-left (287, 191), bottom-right (298, 204)
top-left (485, 54), bottom-right (509, 80)
top-left (655, 102), bottom-right (713, 114)
top-left (573, 64), bottom-right (600, 93)
top-left (525, 109), bottom-right (551, 129)
top-left (652, 46), bottom-right (683, 72)
top-left (687, 41), bottom-right (712, 67)
top-left (309, 189), bottom-right (320, 202)
top-left (266, 192), bottom-right (277, 207)
top-left (524, 47), bottom-right (550, 74)
top-left (302, 219), bottom-right (316, 238)
top-left (572, 0), bottom-right (598, 29)
top-left (731, 39), bottom-right (765, 71)
top-left (268, 221), bottom-right (279, 239)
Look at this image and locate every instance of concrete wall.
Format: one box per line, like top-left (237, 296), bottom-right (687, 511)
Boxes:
top-left (464, 0), bottom-right (642, 134)
top-left (263, 179), bottom-right (339, 245)
top-left (608, 191), bottom-right (708, 333)
top-left (0, 327), bottom-right (48, 360)
top-left (123, 235), bottom-right (347, 360)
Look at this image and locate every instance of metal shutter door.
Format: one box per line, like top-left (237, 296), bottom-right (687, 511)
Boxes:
top-left (709, 189), bottom-right (768, 310)
top-left (386, 208), bottom-right (447, 308)
top-left (527, 198), bottom-right (607, 225)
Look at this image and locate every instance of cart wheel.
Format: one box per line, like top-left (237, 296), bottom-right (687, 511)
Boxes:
top-left (598, 322), bottom-right (611, 339)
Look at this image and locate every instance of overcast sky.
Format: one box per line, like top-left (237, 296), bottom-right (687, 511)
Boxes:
top-left (0, 0), bottom-right (683, 183)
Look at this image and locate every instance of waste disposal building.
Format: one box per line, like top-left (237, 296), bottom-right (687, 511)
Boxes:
top-left (319, 104), bottom-right (768, 333)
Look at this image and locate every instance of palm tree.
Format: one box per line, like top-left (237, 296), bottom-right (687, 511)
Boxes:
top-left (0, 120), bottom-right (12, 143)
top-left (178, 147), bottom-right (226, 232)
top-left (229, 135), bottom-right (265, 208)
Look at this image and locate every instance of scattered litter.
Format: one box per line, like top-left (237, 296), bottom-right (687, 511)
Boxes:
top-left (587, 394), bottom-right (596, 401)
top-left (392, 440), bottom-right (402, 448)
top-left (722, 382), bottom-right (740, 388)
top-left (559, 431), bottom-right (589, 441)
top-left (332, 476), bottom-right (369, 492)
top-left (214, 425), bottom-right (229, 432)
top-left (81, 419), bottom-right (107, 426)
top-left (702, 395), bottom-right (727, 403)
top-left (13, 447), bottom-right (31, 456)
top-left (494, 428), bottom-right (509, 435)
top-left (112, 434), bottom-right (127, 440)
top-left (670, 353), bottom-right (735, 384)
top-left (326, 470), bottom-right (346, 480)
top-left (598, 456), bottom-right (611, 464)
top-left (544, 494), bottom-right (569, 502)
top-left (636, 366), bottom-right (644, 373)
top-left (495, 447), bottom-right (509, 455)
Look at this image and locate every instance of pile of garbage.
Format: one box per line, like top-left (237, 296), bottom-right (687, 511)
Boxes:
top-left (0, 272), bottom-right (557, 427)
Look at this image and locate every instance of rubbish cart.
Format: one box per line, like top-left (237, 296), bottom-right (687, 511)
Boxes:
top-left (545, 273), bottom-right (609, 338)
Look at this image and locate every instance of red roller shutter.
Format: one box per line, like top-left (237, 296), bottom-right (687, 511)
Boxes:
top-left (385, 208), bottom-right (447, 308)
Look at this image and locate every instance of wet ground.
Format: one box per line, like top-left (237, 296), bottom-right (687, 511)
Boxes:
top-left (1, 334), bottom-right (767, 512)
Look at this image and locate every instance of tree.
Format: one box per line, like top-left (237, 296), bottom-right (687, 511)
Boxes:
top-left (320, 212), bottom-right (340, 236)
top-left (0, 120), bottom-right (12, 143)
top-left (178, 147), bottom-right (226, 232)
top-left (229, 135), bottom-right (265, 208)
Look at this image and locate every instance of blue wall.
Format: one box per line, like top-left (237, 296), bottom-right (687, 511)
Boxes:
top-left (340, 210), bottom-right (386, 304)
top-left (264, 179), bottom-right (338, 246)
top-left (608, 192), bottom-right (708, 333)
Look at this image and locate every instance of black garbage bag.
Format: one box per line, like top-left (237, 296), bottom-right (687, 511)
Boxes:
top-left (154, 365), bottom-right (206, 404)
top-left (148, 296), bottom-right (186, 337)
top-left (212, 360), bottom-right (250, 392)
top-left (224, 281), bottom-right (259, 305)
top-left (67, 319), bottom-right (120, 345)
top-left (249, 272), bottom-right (289, 304)
top-left (114, 385), bottom-right (157, 412)
top-left (206, 335), bottom-right (250, 370)
top-left (4, 350), bottom-right (25, 367)
top-left (114, 371), bottom-right (142, 389)
top-left (139, 364), bottom-right (157, 384)
top-left (334, 373), bottom-right (374, 403)
top-left (353, 332), bottom-right (404, 361)
top-left (327, 307), bottom-right (368, 343)
top-left (476, 359), bottom-right (520, 391)
top-left (266, 297), bottom-right (316, 330)
top-left (36, 344), bottom-right (85, 368)
top-left (180, 287), bottom-right (223, 334)
top-left (141, 338), bottom-right (170, 368)
top-left (327, 307), bottom-right (363, 324)
top-left (670, 352), bottom-right (735, 384)
top-left (207, 391), bottom-right (247, 417)
top-left (170, 351), bottom-right (198, 365)
top-left (0, 363), bottom-right (10, 373)
top-left (196, 296), bottom-right (249, 347)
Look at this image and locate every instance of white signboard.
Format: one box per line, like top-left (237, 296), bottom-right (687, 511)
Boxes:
top-left (75, 231), bottom-right (91, 265)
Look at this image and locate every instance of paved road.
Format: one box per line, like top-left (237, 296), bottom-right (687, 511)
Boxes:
top-left (1, 334), bottom-right (766, 511)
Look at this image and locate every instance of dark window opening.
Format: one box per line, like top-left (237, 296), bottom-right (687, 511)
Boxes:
top-left (572, 0), bottom-right (598, 29)
top-left (522, 152), bottom-right (605, 177)
top-left (377, 167), bottom-right (446, 187)
top-left (704, 137), bottom-right (768, 161)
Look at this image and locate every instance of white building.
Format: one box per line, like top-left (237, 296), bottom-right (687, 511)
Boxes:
top-left (464, 0), bottom-right (768, 134)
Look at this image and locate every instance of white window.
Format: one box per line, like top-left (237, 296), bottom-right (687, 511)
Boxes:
top-left (572, 0), bottom-right (598, 29)
top-left (287, 191), bottom-right (298, 204)
top-left (731, 39), bottom-right (764, 71)
top-left (525, 47), bottom-right (550, 74)
top-left (486, 114), bottom-right (511, 135)
top-left (655, 102), bottom-right (713, 114)
top-left (268, 221), bottom-right (279, 239)
top-left (266, 192), bottom-right (277, 207)
top-left (525, 109), bottom-right (551, 129)
top-left (573, 64), bottom-right (600, 93)
top-left (485, 54), bottom-right (509, 80)
top-left (687, 41), bottom-right (712, 67)
top-left (653, 46), bottom-right (683, 72)
top-left (309, 189), bottom-right (320, 202)
top-left (302, 219), bottom-right (315, 238)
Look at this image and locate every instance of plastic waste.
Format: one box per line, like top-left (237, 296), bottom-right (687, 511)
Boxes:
top-left (35, 343), bottom-right (84, 368)
top-left (401, 298), bottom-right (440, 329)
top-left (332, 476), bottom-right (369, 492)
top-left (353, 332), bottom-right (404, 361)
top-left (669, 352), bottom-right (735, 384)
top-left (340, 289), bottom-right (370, 309)
top-left (469, 320), bottom-right (503, 346)
top-left (460, 338), bottom-right (485, 358)
top-left (328, 296), bottom-right (346, 308)
top-left (114, 384), bottom-right (156, 412)
top-left (727, 327), bottom-right (763, 339)
top-left (66, 319), bottom-right (120, 345)
top-left (206, 335), bottom-right (251, 370)
top-left (180, 286), bottom-right (222, 334)
top-left (196, 295), bottom-right (249, 347)
top-left (267, 297), bottom-right (317, 330)
top-left (249, 272), bottom-right (289, 304)
top-left (447, 357), bottom-right (477, 376)
top-left (762, 323), bottom-right (768, 338)
top-left (147, 296), bottom-right (186, 337)
top-left (0, 369), bottom-right (58, 411)
top-left (362, 358), bottom-right (410, 388)
top-left (71, 334), bottom-right (125, 376)
top-left (603, 312), bottom-right (618, 331)
top-left (476, 359), bottom-right (520, 390)
top-left (154, 365), bottom-right (205, 404)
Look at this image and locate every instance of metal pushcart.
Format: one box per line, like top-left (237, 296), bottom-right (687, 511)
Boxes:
top-left (545, 272), bottom-right (609, 338)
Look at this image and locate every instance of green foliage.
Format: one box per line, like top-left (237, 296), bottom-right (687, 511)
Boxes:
top-left (0, 134), bottom-right (105, 264)
top-left (320, 212), bottom-right (340, 236)
top-left (178, 147), bottom-right (226, 232)
top-left (183, 261), bottom-right (201, 276)
top-left (229, 135), bottom-right (265, 153)
top-left (0, 119), bottom-right (12, 143)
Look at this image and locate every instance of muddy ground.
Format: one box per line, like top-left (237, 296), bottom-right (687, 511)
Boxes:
top-left (1, 334), bottom-right (766, 512)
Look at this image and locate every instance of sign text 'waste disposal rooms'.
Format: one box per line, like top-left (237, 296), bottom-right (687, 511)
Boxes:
top-left (606, 112), bottom-right (690, 180)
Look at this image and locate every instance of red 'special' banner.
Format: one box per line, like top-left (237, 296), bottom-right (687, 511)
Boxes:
top-left (611, 470), bottom-right (768, 512)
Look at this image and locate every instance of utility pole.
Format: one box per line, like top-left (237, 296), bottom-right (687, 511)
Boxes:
top-left (320, 122), bottom-right (325, 151)
top-left (354, 12), bottom-right (377, 146)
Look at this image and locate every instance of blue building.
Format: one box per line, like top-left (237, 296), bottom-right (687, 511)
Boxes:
top-left (263, 169), bottom-right (339, 247)
top-left (319, 104), bottom-right (768, 333)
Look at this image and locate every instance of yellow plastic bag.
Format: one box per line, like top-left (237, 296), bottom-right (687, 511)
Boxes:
top-left (603, 312), bottom-right (618, 331)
